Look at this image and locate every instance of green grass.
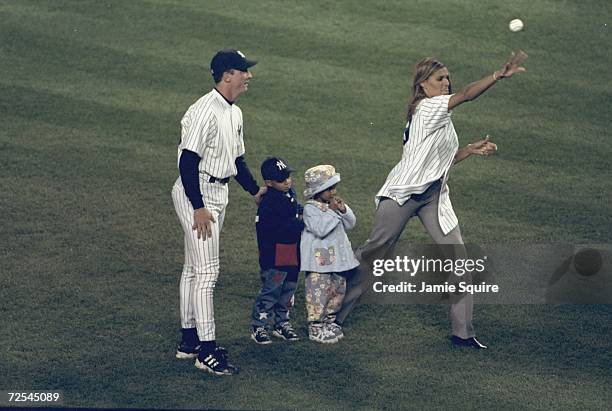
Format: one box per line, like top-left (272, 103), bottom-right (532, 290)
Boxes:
top-left (1, 0), bottom-right (611, 409)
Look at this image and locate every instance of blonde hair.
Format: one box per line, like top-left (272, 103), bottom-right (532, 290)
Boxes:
top-left (406, 58), bottom-right (450, 123)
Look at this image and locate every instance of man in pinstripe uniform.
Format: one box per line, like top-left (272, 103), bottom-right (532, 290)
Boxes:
top-left (336, 52), bottom-right (527, 349)
top-left (172, 49), bottom-right (264, 376)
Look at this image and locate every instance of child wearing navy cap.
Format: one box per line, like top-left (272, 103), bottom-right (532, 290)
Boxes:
top-left (250, 157), bottom-right (304, 344)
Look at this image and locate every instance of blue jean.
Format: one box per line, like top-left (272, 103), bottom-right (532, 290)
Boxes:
top-left (251, 269), bottom-right (298, 328)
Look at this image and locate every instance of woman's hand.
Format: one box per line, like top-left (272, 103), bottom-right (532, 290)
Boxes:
top-left (468, 135), bottom-right (498, 156)
top-left (496, 50), bottom-right (528, 79)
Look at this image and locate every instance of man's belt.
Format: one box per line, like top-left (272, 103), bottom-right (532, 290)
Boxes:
top-left (208, 175), bottom-right (230, 184)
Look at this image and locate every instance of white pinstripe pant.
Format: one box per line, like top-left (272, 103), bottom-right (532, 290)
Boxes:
top-left (172, 177), bottom-right (228, 342)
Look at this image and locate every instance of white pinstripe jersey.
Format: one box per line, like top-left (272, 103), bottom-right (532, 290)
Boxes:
top-left (178, 88), bottom-right (246, 179)
top-left (376, 94), bottom-right (459, 234)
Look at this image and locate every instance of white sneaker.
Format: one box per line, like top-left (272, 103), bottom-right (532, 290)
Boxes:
top-left (308, 322), bottom-right (338, 344)
top-left (325, 322), bottom-right (344, 340)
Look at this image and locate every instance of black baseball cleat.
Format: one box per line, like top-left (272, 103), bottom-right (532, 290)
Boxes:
top-left (176, 341), bottom-right (202, 359)
top-left (195, 346), bottom-right (240, 376)
top-left (451, 336), bottom-right (488, 349)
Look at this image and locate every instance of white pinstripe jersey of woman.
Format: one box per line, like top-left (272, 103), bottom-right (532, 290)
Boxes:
top-left (376, 94), bottom-right (459, 235)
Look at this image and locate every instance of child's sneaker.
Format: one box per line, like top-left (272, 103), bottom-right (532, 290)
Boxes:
top-left (251, 326), bottom-right (272, 345)
top-left (272, 321), bottom-right (300, 341)
top-left (326, 322), bottom-right (344, 340)
top-left (308, 322), bottom-right (338, 344)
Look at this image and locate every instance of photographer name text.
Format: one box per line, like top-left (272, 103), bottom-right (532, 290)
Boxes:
top-left (372, 281), bottom-right (499, 294)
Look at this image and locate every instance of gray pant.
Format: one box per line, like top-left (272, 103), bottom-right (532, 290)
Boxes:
top-left (251, 269), bottom-right (298, 328)
top-left (336, 180), bottom-right (475, 339)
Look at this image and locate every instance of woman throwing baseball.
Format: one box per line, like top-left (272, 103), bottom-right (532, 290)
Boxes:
top-left (336, 51), bottom-right (528, 348)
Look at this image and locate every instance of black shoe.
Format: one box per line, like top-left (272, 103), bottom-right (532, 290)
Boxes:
top-left (195, 347), bottom-right (239, 376)
top-left (272, 322), bottom-right (300, 341)
top-left (176, 341), bottom-right (202, 359)
top-left (451, 336), bottom-right (488, 349)
top-left (251, 326), bottom-right (273, 344)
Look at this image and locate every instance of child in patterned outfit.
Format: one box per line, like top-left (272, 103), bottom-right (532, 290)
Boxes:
top-left (301, 165), bottom-right (360, 343)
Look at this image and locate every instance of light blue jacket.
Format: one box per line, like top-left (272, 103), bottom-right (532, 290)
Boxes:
top-left (300, 201), bottom-right (360, 273)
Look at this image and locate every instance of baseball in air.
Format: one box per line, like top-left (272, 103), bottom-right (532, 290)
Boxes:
top-left (509, 19), bottom-right (524, 32)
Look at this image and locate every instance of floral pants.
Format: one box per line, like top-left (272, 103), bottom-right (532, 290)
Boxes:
top-left (305, 272), bottom-right (346, 323)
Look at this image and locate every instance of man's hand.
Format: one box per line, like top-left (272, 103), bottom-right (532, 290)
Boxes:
top-left (192, 207), bottom-right (215, 240)
top-left (253, 186), bottom-right (267, 205)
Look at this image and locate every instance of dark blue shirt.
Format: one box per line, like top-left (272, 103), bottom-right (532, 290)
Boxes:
top-left (255, 187), bottom-right (304, 272)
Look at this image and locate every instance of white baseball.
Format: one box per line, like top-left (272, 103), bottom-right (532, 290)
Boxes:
top-left (509, 19), bottom-right (524, 32)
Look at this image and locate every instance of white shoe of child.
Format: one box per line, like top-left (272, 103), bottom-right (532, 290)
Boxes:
top-left (325, 322), bottom-right (344, 340)
top-left (309, 322), bottom-right (338, 344)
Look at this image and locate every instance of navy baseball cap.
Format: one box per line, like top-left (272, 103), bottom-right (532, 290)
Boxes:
top-left (210, 49), bottom-right (257, 78)
top-left (261, 157), bottom-right (294, 181)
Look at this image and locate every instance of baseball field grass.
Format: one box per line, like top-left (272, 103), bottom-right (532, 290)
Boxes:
top-left (1, 0), bottom-right (611, 409)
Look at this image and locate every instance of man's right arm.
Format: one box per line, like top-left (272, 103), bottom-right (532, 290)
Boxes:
top-left (180, 149), bottom-right (217, 240)
top-left (179, 149), bottom-right (204, 210)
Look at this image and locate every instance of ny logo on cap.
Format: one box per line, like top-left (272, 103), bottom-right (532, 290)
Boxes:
top-left (237, 50), bottom-right (246, 58)
top-left (276, 160), bottom-right (287, 170)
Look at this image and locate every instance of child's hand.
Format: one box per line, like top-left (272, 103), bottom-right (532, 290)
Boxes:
top-left (330, 196), bottom-right (346, 213)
